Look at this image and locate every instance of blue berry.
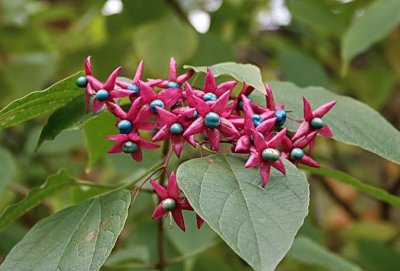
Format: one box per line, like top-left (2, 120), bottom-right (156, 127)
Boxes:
top-left (192, 110), bottom-right (198, 119)
top-left (203, 93), bottom-right (217, 102)
top-left (127, 84), bottom-right (139, 94)
top-left (275, 109), bottom-right (287, 127)
top-left (95, 90), bottom-right (109, 101)
top-left (167, 82), bottom-right (180, 88)
top-left (205, 112), bottom-right (220, 128)
top-left (118, 120), bottom-right (132, 134)
top-left (170, 123), bottom-right (184, 135)
top-left (290, 148), bottom-right (304, 160)
top-left (150, 99), bottom-right (165, 114)
top-left (252, 114), bottom-right (262, 127)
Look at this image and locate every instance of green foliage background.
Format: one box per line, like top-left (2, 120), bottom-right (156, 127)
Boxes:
top-left (0, 0), bottom-right (399, 270)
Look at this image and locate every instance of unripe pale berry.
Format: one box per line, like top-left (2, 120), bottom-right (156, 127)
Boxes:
top-left (262, 148), bottom-right (280, 162)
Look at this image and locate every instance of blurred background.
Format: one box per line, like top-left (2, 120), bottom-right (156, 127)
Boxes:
top-left (0, 0), bottom-right (399, 270)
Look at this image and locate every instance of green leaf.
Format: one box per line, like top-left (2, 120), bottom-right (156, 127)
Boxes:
top-left (83, 112), bottom-right (116, 169)
top-left (36, 95), bottom-right (96, 150)
top-left (0, 72), bottom-right (83, 128)
top-left (257, 81), bottom-right (400, 165)
top-left (356, 239), bottom-right (400, 271)
top-left (288, 236), bottom-right (361, 271)
top-left (184, 62), bottom-right (266, 94)
top-left (134, 16), bottom-right (198, 76)
top-left (0, 170), bottom-right (77, 231)
top-left (0, 189), bottom-right (131, 271)
top-left (302, 166), bottom-right (400, 207)
top-left (342, 0), bottom-right (400, 64)
top-left (177, 154), bottom-right (309, 271)
top-left (0, 148), bottom-right (16, 197)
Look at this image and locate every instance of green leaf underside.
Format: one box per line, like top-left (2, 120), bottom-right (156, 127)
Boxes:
top-left (0, 71), bottom-right (83, 129)
top-left (36, 95), bottom-right (96, 150)
top-left (265, 81), bottom-right (400, 165)
top-left (289, 236), bottom-right (361, 271)
top-left (0, 170), bottom-right (77, 231)
top-left (177, 154), bottom-right (309, 271)
top-left (303, 166), bottom-right (400, 208)
top-left (342, 0), bottom-right (400, 63)
top-left (184, 62), bottom-right (266, 94)
top-left (0, 189), bottom-right (131, 271)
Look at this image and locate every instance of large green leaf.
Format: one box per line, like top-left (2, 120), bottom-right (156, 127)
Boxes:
top-left (185, 62), bottom-right (265, 94)
top-left (0, 148), bottom-right (16, 197)
top-left (288, 236), bottom-right (361, 271)
top-left (0, 170), bottom-right (77, 231)
top-left (177, 154), bottom-right (309, 271)
top-left (0, 189), bottom-right (131, 271)
top-left (264, 81), bottom-right (400, 165)
top-left (134, 16), bottom-right (198, 76)
top-left (0, 72), bottom-right (83, 128)
top-left (342, 0), bottom-right (400, 64)
top-left (36, 95), bottom-right (95, 150)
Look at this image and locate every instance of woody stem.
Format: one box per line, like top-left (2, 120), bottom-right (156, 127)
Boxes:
top-left (157, 140), bottom-right (171, 271)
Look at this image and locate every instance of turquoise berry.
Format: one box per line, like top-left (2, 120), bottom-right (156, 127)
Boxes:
top-left (76, 76), bottom-right (88, 88)
top-left (192, 110), bottom-right (198, 119)
top-left (205, 112), bottom-right (220, 128)
top-left (261, 148), bottom-right (280, 162)
top-left (118, 120), bottom-right (132, 134)
top-left (150, 99), bottom-right (165, 114)
top-left (95, 89), bottom-right (109, 101)
top-left (203, 93), bottom-right (217, 102)
top-left (122, 141), bottom-right (138, 153)
top-left (127, 84), bottom-right (139, 94)
top-left (162, 198), bottom-right (176, 211)
top-left (251, 114), bottom-right (262, 127)
top-left (310, 117), bottom-right (324, 129)
top-left (275, 109), bottom-right (287, 126)
top-left (170, 123), bottom-right (184, 135)
top-left (167, 82), bottom-right (180, 88)
top-left (290, 148), bottom-right (304, 160)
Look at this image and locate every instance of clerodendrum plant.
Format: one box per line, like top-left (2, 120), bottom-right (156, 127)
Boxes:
top-left (0, 58), bottom-right (399, 271)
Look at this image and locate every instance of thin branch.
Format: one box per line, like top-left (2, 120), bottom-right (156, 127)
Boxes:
top-left (165, 0), bottom-right (191, 25)
top-left (315, 175), bottom-right (359, 220)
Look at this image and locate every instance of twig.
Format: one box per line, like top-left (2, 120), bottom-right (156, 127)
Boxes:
top-left (165, 0), bottom-right (191, 25)
top-left (314, 175), bottom-right (359, 220)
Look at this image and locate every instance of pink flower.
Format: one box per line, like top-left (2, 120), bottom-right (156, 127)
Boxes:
top-left (152, 107), bottom-right (196, 157)
top-left (282, 132), bottom-right (319, 168)
top-left (251, 84), bottom-right (287, 127)
top-left (106, 132), bottom-right (159, 162)
top-left (183, 88), bottom-right (240, 151)
top-left (107, 98), bottom-right (154, 134)
top-left (154, 57), bottom-right (195, 89)
top-left (187, 68), bottom-right (237, 103)
top-left (139, 81), bottom-right (182, 117)
top-left (234, 95), bottom-right (276, 153)
top-left (245, 129), bottom-right (287, 187)
top-left (151, 172), bottom-right (204, 231)
top-left (116, 61), bottom-right (161, 101)
top-left (82, 58), bottom-right (132, 113)
top-left (291, 97), bottom-right (336, 141)
top-left (230, 83), bottom-right (254, 115)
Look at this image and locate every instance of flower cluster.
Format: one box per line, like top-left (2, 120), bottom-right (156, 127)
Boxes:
top-left (76, 56), bottom-right (336, 230)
